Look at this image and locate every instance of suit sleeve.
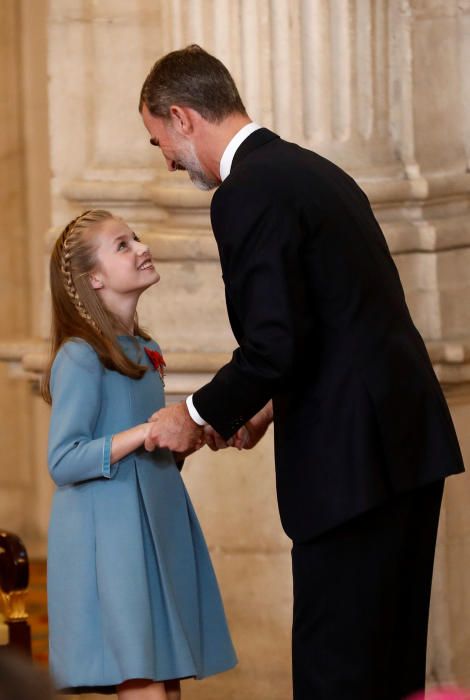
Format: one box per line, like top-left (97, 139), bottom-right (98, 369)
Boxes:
top-left (192, 188), bottom-right (304, 439)
top-left (48, 341), bottom-right (118, 487)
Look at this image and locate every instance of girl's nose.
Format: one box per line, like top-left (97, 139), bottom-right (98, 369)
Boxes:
top-left (136, 241), bottom-right (149, 255)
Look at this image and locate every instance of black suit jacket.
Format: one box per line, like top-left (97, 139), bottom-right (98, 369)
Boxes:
top-left (193, 128), bottom-right (464, 541)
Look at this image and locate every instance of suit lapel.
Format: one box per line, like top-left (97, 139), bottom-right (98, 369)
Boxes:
top-left (216, 129), bottom-right (280, 343)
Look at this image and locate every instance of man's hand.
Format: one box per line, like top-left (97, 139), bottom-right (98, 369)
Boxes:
top-left (204, 401), bottom-right (274, 452)
top-left (236, 400), bottom-right (273, 450)
top-left (145, 402), bottom-right (204, 453)
top-left (203, 424), bottom-right (251, 451)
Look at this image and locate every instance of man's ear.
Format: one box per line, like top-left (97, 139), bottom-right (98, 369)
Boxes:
top-left (89, 273), bottom-right (104, 290)
top-left (169, 105), bottom-right (196, 136)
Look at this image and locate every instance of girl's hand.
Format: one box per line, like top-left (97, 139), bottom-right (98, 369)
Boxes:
top-left (141, 422), bottom-right (152, 442)
top-left (109, 422), bottom-right (154, 465)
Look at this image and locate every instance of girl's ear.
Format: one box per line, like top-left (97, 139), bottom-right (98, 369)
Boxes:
top-left (89, 273), bottom-right (104, 290)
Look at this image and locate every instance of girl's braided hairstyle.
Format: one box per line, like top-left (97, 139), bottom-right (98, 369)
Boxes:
top-left (56, 210), bottom-right (100, 331)
top-left (42, 209), bottom-right (150, 404)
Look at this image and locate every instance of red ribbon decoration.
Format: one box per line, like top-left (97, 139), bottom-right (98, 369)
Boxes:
top-left (144, 347), bottom-right (166, 382)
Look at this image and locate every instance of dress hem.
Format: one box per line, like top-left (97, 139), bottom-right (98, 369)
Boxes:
top-left (57, 660), bottom-right (238, 694)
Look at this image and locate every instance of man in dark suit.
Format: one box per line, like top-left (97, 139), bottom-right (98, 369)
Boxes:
top-left (139, 45), bottom-right (464, 699)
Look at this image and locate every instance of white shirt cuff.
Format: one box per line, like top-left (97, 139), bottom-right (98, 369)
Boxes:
top-left (186, 395), bottom-right (207, 426)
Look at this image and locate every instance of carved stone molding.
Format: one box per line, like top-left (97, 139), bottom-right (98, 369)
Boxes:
top-left (61, 170), bottom-right (470, 243)
top-left (0, 340), bottom-right (232, 395)
top-left (1, 339), bottom-right (469, 399)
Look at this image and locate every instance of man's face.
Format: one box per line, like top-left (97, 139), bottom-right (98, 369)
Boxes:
top-left (141, 103), bottom-right (219, 191)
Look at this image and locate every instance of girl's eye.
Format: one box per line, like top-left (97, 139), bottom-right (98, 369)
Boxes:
top-left (118, 241), bottom-right (127, 251)
top-left (133, 234), bottom-right (140, 242)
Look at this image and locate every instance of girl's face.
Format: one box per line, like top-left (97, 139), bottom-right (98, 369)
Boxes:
top-left (90, 217), bottom-right (160, 297)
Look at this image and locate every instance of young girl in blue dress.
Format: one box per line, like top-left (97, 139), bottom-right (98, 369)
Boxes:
top-left (42, 209), bottom-right (237, 699)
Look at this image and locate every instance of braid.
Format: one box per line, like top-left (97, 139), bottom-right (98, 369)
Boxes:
top-left (43, 207), bottom-right (152, 404)
top-left (58, 211), bottom-right (100, 332)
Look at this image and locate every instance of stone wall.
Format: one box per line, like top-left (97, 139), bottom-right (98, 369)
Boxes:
top-left (1, 1), bottom-right (470, 697)
top-left (0, 0), bottom-right (50, 549)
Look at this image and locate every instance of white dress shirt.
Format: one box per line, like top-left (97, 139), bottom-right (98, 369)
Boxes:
top-left (219, 122), bottom-right (262, 181)
top-left (186, 122), bottom-right (262, 426)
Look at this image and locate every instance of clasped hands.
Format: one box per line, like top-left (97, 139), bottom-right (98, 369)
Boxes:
top-left (143, 400), bottom-right (273, 458)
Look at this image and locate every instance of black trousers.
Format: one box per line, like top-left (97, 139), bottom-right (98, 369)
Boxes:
top-left (291, 480), bottom-right (444, 700)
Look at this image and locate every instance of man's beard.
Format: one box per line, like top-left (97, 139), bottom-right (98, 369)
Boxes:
top-left (175, 141), bottom-right (219, 191)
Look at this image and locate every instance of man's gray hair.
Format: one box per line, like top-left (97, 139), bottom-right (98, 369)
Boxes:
top-left (139, 44), bottom-right (247, 123)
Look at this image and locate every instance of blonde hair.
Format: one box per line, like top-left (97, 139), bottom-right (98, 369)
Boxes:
top-left (42, 209), bottom-right (150, 404)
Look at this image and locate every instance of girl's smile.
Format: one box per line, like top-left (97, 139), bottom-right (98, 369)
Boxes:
top-left (137, 253), bottom-right (155, 271)
top-left (88, 216), bottom-right (160, 333)
top-left (90, 217), bottom-right (160, 296)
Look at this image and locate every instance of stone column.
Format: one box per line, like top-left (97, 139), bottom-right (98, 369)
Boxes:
top-left (0, 1), bottom-right (42, 548)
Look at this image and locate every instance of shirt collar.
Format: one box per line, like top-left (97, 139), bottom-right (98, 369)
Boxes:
top-left (219, 122), bottom-right (262, 181)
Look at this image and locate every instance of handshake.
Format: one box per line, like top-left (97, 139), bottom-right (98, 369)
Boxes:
top-left (143, 400), bottom-right (273, 457)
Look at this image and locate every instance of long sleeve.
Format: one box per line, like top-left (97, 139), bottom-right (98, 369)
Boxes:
top-left (48, 340), bottom-right (118, 487)
top-left (193, 182), bottom-right (308, 439)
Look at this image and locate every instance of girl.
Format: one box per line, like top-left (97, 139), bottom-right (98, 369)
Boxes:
top-left (42, 210), bottom-right (237, 699)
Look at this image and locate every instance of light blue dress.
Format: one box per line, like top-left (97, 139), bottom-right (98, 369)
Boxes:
top-left (47, 336), bottom-right (237, 693)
